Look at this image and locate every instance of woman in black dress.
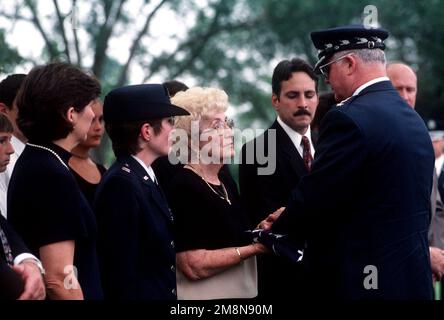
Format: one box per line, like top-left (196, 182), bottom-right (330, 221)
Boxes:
top-left (8, 63), bottom-right (103, 300)
top-left (166, 87), bottom-right (267, 300)
top-left (69, 99), bottom-right (106, 206)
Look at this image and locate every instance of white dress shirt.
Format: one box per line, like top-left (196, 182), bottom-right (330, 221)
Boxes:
top-left (436, 154), bottom-right (444, 177)
top-left (337, 77), bottom-right (391, 107)
top-left (131, 155), bottom-right (158, 183)
top-left (277, 116), bottom-right (315, 158)
top-left (0, 136), bottom-right (26, 218)
top-left (352, 76), bottom-right (390, 96)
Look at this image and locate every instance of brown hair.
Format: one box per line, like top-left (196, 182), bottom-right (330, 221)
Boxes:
top-left (106, 119), bottom-right (162, 157)
top-left (0, 74), bottom-right (26, 109)
top-left (311, 92), bottom-right (337, 133)
top-left (272, 58), bottom-right (318, 98)
top-left (0, 113), bottom-right (13, 133)
top-left (16, 62), bottom-right (101, 142)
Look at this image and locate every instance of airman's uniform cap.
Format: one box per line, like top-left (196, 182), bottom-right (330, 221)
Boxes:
top-left (104, 84), bottom-right (190, 122)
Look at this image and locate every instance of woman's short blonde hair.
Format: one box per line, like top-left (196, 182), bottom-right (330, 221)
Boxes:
top-left (171, 87), bottom-right (228, 136)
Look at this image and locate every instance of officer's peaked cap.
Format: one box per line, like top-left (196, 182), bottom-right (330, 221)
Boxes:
top-left (311, 24), bottom-right (389, 74)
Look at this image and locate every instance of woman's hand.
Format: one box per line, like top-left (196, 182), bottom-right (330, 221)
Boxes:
top-left (251, 242), bottom-right (269, 254)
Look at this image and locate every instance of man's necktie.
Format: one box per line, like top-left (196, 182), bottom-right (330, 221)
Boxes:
top-left (0, 224), bottom-right (14, 267)
top-left (301, 136), bottom-right (313, 171)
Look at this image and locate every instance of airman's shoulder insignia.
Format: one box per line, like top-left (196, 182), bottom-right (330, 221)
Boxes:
top-left (336, 96), bottom-right (351, 107)
top-left (121, 164), bottom-right (131, 173)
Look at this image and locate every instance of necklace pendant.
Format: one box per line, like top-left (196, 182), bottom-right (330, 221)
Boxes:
top-left (185, 164), bottom-right (232, 205)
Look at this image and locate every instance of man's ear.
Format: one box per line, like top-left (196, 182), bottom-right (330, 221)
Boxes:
top-left (140, 123), bottom-right (151, 142)
top-left (0, 103), bottom-right (8, 114)
top-left (345, 55), bottom-right (357, 75)
top-left (271, 93), bottom-right (280, 111)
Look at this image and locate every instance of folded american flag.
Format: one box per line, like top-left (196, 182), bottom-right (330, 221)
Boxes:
top-left (246, 229), bottom-right (304, 264)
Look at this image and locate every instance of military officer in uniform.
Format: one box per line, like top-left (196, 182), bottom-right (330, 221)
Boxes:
top-left (265, 25), bottom-right (435, 299)
top-left (94, 84), bottom-right (189, 300)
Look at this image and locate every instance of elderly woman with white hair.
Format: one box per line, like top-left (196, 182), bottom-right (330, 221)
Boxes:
top-left (165, 87), bottom-right (267, 300)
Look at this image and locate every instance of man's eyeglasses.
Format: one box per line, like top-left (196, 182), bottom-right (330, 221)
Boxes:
top-left (319, 53), bottom-right (354, 78)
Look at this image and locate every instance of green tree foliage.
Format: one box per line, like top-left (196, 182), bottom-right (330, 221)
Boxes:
top-left (377, 0), bottom-right (444, 120)
top-left (0, 30), bottom-right (23, 73)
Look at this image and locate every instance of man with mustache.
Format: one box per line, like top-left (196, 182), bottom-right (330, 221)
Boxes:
top-left (239, 58), bottom-right (318, 299)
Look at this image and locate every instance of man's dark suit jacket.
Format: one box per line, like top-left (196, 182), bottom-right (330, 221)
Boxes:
top-left (438, 166), bottom-right (444, 202)
top-left (94, 155), bottom-right (176, 300)
top-left (273, 81), bottom-right (435, 299)
top-left (239, 120), bottom-right (314, 299)
top-left (0, 214), bottom-right (26, 299)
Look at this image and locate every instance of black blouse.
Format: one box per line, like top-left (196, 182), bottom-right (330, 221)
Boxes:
top-left (166, 167), bottom-right (251, 252)
top-left (7, 142), bottom-right (103, 300)
top-left (70, 162), bottom-right (107, 207)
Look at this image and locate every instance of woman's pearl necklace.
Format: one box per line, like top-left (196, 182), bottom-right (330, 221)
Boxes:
top-left (27, 143), bottom-right (69, 170)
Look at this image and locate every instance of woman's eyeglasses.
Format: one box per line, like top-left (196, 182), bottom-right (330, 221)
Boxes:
top-left (212, 118), bottom-right (234, 130)
top-left (201, 117), bottom-right (235, 134)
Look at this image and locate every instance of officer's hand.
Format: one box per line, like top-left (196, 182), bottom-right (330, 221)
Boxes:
top-left (257, 207), bottom-right (285, 230)
top-left (12, 260), bottom-right (46, 300)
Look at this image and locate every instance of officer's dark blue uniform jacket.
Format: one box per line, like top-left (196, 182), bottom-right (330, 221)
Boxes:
top-left (94, 155), bottom-right (176, 300)
top-left (273, 80), bottom-right (435, 299)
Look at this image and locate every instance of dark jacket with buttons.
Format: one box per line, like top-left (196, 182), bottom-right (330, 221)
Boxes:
top-left (273, 81), bottom-right (435, 299)
top-left (94, 155), bottom-right (176, 300)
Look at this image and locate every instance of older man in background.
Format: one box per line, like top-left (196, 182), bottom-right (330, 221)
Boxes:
top-left (388, 62), bottom-right (444, 284)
